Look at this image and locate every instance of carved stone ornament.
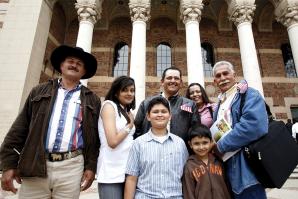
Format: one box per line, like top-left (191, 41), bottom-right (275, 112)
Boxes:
top-left (277, 6), bottom-right (298, 28)
top-left (229, 4), bottom-right (256, 26)
top-left (129, 2), bottom-right (151, 22)
top-left (75, 1), bottom-right (101, 24)
top-left (180, 2), bottom-right (204, 24)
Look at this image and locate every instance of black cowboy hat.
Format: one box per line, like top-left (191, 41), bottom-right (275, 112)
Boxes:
top-left (50, 45), bottom-right (97, 79)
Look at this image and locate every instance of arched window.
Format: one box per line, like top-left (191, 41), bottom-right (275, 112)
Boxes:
top-left (201, 42), bottom-right (214, 77)
top-left (113, 42), bottom-right (129, 77)
top-left (281, 43), bottom-right (297, 78)
top-left (156, 42), bottom-right (172, 77)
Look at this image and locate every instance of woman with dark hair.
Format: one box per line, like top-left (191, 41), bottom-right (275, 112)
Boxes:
top-left (97, 76), bottom-right (136, 199)
top-left (185, 83), bottom-right (215, 128)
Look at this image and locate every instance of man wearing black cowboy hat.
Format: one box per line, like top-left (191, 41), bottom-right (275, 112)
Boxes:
top-left (0, 45), bottom-right (101, 198)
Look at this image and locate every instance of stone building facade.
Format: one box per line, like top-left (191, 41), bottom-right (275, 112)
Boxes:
top-left (0, 0), bottom-right (298, 141)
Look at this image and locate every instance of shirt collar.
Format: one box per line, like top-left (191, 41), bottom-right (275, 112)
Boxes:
top-left (58, 78), bottom-right (82, 91)
top-left (145, 129), bottom-right (173, 142)
top-left (218, 83), bottom-right (237, 103)
top-left (198, 103), bottom-right (212, 112)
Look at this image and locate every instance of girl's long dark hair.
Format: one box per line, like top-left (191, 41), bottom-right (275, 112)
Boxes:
top-left (105, 76), bottom-right (136, 123)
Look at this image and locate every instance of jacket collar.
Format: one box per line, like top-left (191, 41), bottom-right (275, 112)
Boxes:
top-left (160, 92), bottom-right (179, 101)
top-left (236, 79), bottom-right (248, 94)
top-left (50, 78), bottom-right (92, 95)
top-left (188, 153), bottom-right (215, 165)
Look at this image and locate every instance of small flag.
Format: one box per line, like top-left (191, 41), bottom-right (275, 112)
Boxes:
top-left (237, 80), bottom-right (248, 94)
top-left (180, 103), bottom-right (193, 113)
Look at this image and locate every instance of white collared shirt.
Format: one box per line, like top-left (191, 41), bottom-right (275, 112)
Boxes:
top-left (126, 129), bottom-right (188, 198)
top-left (217, 84), bottom-right (237, 126)
top-left (46, 79), bottom-right (83, 152)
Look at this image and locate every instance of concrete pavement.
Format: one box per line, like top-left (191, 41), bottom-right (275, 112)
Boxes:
top-left (1, 167), bottom-right (298, 199)
top-left (266, 167), bottom-right (298, 199)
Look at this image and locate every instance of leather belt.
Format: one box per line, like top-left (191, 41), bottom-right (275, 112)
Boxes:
top-left (47, 149), bottom-right (83, 162)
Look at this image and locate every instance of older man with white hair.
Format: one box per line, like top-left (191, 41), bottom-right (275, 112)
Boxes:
top-left (212, 61), bottom-right (268, 199)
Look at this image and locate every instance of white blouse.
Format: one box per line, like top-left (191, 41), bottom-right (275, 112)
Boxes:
top-left (96, 100), bottom-right (135, 183)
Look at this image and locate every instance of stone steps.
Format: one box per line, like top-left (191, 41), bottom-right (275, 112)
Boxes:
top-left (289, 166), bottom-right (298, 179)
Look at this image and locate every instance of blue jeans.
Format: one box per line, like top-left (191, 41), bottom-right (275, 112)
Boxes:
top-left (234, 184), bottom-right (267, 199)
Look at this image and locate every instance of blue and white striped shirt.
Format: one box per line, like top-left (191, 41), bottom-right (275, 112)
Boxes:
top-left (46, 80), bottom-right (83, 152)
top-left (126, 130), bottom-right (188, 199)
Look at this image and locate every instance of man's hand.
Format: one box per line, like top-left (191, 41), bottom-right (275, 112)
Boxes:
top-left (1, 169), bottom-right (22, 194)
top-left (80, 170), bottom-right (95, 191)
top-left (212, 143), bottom-right (224, 159)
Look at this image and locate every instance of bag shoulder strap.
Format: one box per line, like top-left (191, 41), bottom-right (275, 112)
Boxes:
top-left (239, 92), bottom-right (247, 117)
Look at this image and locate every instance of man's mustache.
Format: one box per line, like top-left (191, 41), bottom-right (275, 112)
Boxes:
top-left (68, 66), bottom-right (79, 72)
top-left (219, 80), bottom-right (230, 86)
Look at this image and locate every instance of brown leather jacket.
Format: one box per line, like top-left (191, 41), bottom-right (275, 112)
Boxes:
top-left (0, 79), bottom-right (101, 177)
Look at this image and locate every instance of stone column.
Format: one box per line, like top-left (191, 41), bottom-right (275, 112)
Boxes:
top-left (75, 0), bottom-right (101, 52)
top-left (129, 0), bottom-right (150, 109)
top-left (276, 6), bottom-right (298, 74)
top-left (75, 0), bottom-right (102, 85)
top-left (0, 0), bottom-right (53, 141)
top-left (180, 0), bottom-right (205, 87)
top-left (229, 4), bottom-right (264, 96)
